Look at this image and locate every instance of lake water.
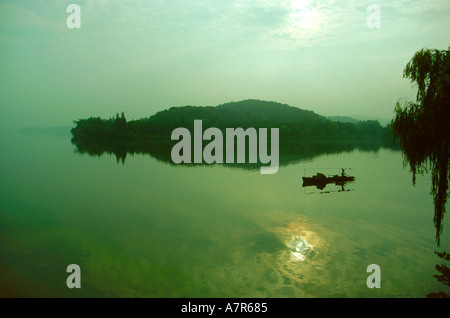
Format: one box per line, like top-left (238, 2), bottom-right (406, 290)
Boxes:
top-left (0, 129), bottom-right (449, 298)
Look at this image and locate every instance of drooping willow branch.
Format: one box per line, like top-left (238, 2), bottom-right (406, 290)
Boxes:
top-left (391, 47), bottom-right (450, 246)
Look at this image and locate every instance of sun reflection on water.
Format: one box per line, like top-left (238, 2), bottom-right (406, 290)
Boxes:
top-left (287, 235), bottom-right (315, 261)
top-left (270, 220), bottom-right (323, 267)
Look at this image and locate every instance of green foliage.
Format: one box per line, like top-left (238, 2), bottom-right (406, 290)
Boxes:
top-left (71, 99), bottom-right (390, 143)
top-left (392, 47), bottom-right (450, 246)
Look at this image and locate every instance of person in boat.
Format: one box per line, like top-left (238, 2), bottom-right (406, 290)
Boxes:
top-left (341, 168), bottom-right (345, 177)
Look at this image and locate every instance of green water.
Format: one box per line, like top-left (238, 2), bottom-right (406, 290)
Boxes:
top-left (0, 130), bottom-right (449, 297)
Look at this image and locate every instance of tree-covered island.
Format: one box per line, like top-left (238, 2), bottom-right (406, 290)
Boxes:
top-left (71, 99), bottom-right (390, 142)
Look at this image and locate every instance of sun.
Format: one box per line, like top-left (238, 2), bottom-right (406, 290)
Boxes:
top-left (288, 0), bottom-right (319, 29)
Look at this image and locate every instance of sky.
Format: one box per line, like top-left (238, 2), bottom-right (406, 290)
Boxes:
top-left (0, 0), bottom-right (449, 128)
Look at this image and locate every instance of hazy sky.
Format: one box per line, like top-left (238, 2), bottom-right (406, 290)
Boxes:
top-left (1, 0), bottom-right (449, 128)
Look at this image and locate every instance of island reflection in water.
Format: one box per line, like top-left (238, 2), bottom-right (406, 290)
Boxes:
top-left (71, 136), bottom-right (397, 169)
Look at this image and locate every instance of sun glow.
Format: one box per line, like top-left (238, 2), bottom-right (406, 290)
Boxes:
top-left (288, 0), bottom-right (319, 30)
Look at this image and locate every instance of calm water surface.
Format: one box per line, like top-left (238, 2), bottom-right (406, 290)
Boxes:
top-left (0, 130), bottom-right (449, 297)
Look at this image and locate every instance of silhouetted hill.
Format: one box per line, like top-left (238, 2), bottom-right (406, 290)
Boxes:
top-left (216, 100), bottom-right (325, 123)
top-left (146, 99), bottom-right (326, 130)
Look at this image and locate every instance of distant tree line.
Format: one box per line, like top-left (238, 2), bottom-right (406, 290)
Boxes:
top-left (71, 100), bottom-right (391, 142)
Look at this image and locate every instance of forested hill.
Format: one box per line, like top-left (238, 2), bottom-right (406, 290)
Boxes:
top-left (71, 99), bottom-right (391, 141)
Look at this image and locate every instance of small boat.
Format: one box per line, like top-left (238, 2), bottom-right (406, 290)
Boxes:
top-left (302, 172), bottom-right (355, 187)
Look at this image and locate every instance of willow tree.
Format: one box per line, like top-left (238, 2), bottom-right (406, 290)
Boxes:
top-left (392, 47), bottom-right (450, 246)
